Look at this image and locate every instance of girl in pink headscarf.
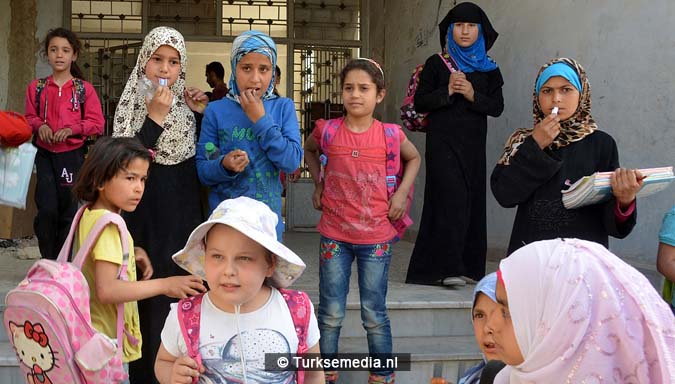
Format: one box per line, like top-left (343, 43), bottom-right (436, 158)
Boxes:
top-left (488, 238), bottom-right (675, 383)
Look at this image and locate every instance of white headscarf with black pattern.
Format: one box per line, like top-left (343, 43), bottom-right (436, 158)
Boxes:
top-left (113, 26), bottom-right (196, 165)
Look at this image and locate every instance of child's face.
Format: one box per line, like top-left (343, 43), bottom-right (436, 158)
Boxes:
top-left (452, 22), bottom-right (480, 48)
top-left (144, 45), bottom-right (181, 87)
top-left (47, 37), bottom-right (77, 75)
top-left (487, 279), bottom-right (524, 366)
top-left (96, 158), bottom-right (149, 213)
top-left (235, 52), bottom-right (273, 98)
top-left (204, 224), bottom-right (275, 312)
top-left (342, 69), bottom-right (385, 119)
top-left (538, 76), bottom-right (580, 121)
top-left (472, 292), bottom-right (499, 361)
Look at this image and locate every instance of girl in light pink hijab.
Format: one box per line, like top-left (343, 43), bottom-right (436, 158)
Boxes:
top-left (489, 238), bottom-right (675, 383)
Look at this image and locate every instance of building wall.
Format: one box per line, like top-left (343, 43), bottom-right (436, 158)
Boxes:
top-left (0, 0), bottom-right (9, 110)
top-left (379, 0), bottom-right (675, 263)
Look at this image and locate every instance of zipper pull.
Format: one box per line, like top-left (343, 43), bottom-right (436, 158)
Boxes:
top-left (58, 86), bottom-right (62, 97)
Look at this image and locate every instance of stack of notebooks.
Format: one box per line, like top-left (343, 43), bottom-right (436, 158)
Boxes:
top-left (562, 166), bottom-right (674, 209)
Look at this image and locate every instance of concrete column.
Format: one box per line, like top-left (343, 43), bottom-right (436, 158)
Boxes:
top-left (7, 0), bottom-right (38, 112)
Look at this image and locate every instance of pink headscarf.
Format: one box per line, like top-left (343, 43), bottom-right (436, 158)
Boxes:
top-left (495, 239), bottom-right (675, 384)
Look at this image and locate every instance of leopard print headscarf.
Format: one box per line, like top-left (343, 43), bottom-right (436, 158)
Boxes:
top-left (112, 26), bottom-right (196, 165)
top-left (497, 58), bottom-right (597, 165)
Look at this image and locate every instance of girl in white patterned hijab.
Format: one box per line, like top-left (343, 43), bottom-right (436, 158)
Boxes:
top-left (491, 239), bottom-right (675, 384)
top-left (113, 26), bottom-right (206, 164)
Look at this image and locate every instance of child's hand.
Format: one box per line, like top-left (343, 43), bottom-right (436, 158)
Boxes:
top-left (134, 246), bottom-right (154, 280)
top-left (171, 356), bottom-right (204, 384)
top-left (388, 189), bottom-right (408, 220)
top-left (221, 149), bottom-right (249, 173)
top-left (146, 86), bottom-right (174, 125)
top-left (38, 124), bottom-right (53, 144)
top-left (51, 127), bottom-right (72, 143)
top-left (164, 275), bottom-right (206, 299)
top-left (450, 72), bottom-right (474, 102)
top-left (184, 87), bottom-right (208, 114)
top-left (239, 88), bottom-right (265, 123)
top-left (448, 71), bottom-right (464, 96)
top-left (610, 168), bottom-right (644, 209)
top-left (312, 183), bottom-right (324, 210)
top-left (531, 113), bottom-right (561, 149)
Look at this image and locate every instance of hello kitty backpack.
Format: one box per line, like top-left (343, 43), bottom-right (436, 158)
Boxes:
top-left (3, 204), bottom-right (131, 383)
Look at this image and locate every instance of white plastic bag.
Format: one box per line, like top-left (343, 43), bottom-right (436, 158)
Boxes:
top-left (0, 142), bottom-right (37, 209)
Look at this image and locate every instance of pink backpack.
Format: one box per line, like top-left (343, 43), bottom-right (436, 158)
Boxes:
top-left (177, 289), bottom-right (312, 384)
top-left (318, 117), bottom-right (413, 241)
top-left (3, 204), bottom-right (132, 383)
top-left (399, 52), bottom-right (458, 132)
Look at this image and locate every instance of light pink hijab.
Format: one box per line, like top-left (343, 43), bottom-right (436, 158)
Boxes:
top-left (495, 239), bottom-right (675, 384)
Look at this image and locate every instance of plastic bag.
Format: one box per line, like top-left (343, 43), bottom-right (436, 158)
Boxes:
top-left (0, 142), bottom-right (37, 209)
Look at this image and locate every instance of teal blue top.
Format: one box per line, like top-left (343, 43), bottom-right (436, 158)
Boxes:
top-left (659, 205), bottom-right (675, 307)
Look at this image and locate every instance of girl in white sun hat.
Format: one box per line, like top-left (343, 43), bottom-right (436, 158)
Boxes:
top-left (154, 196), bottom-right (324, 384)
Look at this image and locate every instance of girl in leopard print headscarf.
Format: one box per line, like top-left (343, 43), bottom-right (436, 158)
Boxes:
top-left (111, 26), bottom-right (209, 383)
top-left (491, 58), bottom-right (643, 255)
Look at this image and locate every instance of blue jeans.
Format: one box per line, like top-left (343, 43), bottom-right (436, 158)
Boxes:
top-left (318, 236), bottom-right (393, 377)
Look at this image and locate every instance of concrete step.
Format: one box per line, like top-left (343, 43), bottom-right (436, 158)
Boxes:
top-left (0, 342), bottom-right (23, 384)
top-left (335, 335), bottom-right (482, 384)
top-left (301, 281), bottom-right (475, 339)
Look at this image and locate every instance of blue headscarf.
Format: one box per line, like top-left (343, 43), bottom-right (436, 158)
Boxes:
top-left (535, 62), bottom-right (583, 94)
top-left (226, 30), bottom-right (278, 102)
top-left (458, 272), bottom-right (498, 384)
top-left (446, 23), bottom-right (498, 73)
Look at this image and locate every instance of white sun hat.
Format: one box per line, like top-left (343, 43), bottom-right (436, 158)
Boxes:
top-left (172, 196), bottom-right (306, 288)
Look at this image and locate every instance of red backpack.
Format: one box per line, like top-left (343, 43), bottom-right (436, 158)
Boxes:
top-left (318, 117), bottom-right (413, 241)
top-left (399, 53), bottom-right (458, 132)
top-left (177, 289), bottom-right (312, 384)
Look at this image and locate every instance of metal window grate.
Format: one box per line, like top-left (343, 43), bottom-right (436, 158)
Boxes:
top-left (221, 0), bottom-right (287, 38)
top-left (71, 0), bottom-right (143, 33)
top-left (293, 45), bottom-right (358, 176)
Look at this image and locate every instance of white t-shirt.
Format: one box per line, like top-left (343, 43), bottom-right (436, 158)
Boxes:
top-left (161, 288), bottom-right (320, 383)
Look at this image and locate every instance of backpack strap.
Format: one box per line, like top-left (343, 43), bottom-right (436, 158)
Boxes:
top-left (279, 288), bottom-right (311, 384)
top-left (72, 78), bottom-right (87, 120)
top-left (437, 52), bottom-right (459, 74)
top-left (35, 77), bottom-right (48, 123)
top-left (317, 117), bottom-right (343, 181)
top-left (382, 123), bottom-right (402, 195)
top-left (382, 123), bottom-right (414, 242)
top-left (177, 293), bottom-right (204, 384)
top-left (56, 203), bottom-right (135, 354)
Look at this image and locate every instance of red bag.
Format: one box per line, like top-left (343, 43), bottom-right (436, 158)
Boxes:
top-left (0, 111), bottom-right (31, 147)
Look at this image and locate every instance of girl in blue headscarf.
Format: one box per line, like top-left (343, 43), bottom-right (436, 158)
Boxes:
top-left (407, 2), bottom-right (504, 287)
top-left (196, 30), bottom-right (303, 239)
top-left (491, 58), bottom-right (640, 255)
top-left (458, 272), bottom-right (504, 384)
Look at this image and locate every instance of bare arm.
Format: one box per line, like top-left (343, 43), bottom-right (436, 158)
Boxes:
top-left (388, 138), bottom-right (421, 220)
top-left (657, 243), bottom-right (675, 282)
top-left (303, 342), bottom-right (326, 384)
top-left (304, 134), bottom-right (324, 210)
top-left (155, 343), bottom-right (203, 384)
top-left (94, 260), bottom-right (206, 305)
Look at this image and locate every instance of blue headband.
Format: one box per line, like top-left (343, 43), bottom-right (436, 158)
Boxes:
top-left (473, 272), bottom-right (497, 304)
top-left (535, 62), bottom-right (582, 94)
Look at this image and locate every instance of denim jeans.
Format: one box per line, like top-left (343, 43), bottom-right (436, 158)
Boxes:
top-left (318, 236), bottom-right (393, 377)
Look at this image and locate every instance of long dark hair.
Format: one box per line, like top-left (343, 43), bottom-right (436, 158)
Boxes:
top-left (339, 59), bottom-right (385, 92)
top-left (73, 137), bottom-right (152, 203)
top-left (43, 28), bottom-right (85, 79)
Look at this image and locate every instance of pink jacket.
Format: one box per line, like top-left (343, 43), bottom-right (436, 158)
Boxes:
top-left (25, 76), bottom-right (104, 153)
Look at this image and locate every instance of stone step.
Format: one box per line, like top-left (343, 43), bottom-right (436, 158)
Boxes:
top-left (0, 342), bottom-right (24, 384)
top-left (335, 335), bottom-right (482, 384)
top-left (300, 281), bottom-right (475, 338)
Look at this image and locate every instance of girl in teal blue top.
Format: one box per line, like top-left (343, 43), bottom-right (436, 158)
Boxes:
top-left (658, 205), bottom-right (675, 314)
top-left (196, 31), bottom-right (302, 239)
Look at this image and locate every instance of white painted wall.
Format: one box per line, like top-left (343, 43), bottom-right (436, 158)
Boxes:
top-left (381, 0), bottom-right (675, 262)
